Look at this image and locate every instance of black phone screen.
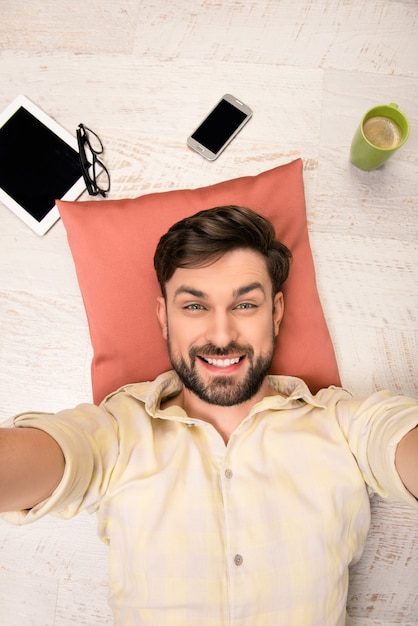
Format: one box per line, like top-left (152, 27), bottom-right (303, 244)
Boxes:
top-left (191, 99), bottom-right (247, 154)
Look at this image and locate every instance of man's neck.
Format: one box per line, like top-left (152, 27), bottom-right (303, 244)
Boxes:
top-left (175, 378), bottom-right (279, 444)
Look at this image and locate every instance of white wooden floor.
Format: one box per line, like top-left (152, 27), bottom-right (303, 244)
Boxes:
top-left (0, 1), bottom-right (417, 624)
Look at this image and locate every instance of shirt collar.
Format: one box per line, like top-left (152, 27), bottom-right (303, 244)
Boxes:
top-left (122, 371), bottom-right (326, 419)
top-left (265, 375), bottom-right (326, 408)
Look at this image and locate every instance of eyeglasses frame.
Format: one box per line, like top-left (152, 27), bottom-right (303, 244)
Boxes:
top-left (76, 123), bottom-right (110, 198)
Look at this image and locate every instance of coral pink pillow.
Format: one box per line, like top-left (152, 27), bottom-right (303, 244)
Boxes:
top-left (58, 159), bottom-right (340, 404)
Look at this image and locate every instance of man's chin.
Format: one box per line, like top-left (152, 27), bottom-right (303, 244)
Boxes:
top-left (185, 376), bottom-right (262, 407)
top-left (170, 348), bottom-right (274, 408)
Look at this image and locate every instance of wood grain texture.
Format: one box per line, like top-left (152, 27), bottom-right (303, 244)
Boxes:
top-left (0, 1), bottom-right (417, 624)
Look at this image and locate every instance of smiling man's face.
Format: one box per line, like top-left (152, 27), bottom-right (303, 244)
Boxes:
top-left (157, 248), bottom-right (284, 407)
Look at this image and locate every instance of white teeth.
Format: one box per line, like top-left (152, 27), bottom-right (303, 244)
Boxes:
top-left (205, 357), bottom-right (241, 368)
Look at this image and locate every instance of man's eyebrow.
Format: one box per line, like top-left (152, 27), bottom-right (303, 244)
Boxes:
top-left (173, 286), bottom-right (208, 300)
top-left (173, 282), bottom-right (265, 300)
top-left (233, 282), bottom-right (265, 298)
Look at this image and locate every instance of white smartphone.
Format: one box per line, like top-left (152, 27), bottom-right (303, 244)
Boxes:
top-left (187, 94), bottom-right (252, 161)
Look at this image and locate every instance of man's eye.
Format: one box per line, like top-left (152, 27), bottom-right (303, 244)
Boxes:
top-left (235, 302), bottom-right (256, 310)
top-left (185, 303), bottom-right (204, 311)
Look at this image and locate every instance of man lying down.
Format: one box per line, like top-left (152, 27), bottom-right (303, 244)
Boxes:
top-left (1, 206), bottom-right (417, 625)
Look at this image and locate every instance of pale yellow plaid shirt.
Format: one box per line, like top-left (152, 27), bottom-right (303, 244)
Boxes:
top-left (3, 372), bottom-right (418, 625)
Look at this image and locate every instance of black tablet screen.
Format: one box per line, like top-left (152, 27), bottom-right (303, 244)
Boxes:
top-left (0, 107), bottom-right (81, 222)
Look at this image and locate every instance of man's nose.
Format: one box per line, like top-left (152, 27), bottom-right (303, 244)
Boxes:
top-left (205, 311), bottom-right (238, 347)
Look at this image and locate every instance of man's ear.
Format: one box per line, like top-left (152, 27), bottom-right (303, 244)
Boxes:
top-left (156, 296), bottom-right (168, 340)
top-left (273, 291), bottom-right (284, 337)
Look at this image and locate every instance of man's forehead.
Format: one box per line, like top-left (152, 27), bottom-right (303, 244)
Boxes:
top-left (165, 250), bottom-right (272, 298)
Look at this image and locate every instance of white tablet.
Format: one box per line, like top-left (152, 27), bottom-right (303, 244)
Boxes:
top-left (0, 95), bottom-right (86, 235)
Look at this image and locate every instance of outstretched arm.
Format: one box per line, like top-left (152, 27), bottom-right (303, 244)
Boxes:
top-left (0, 427), bottom-right (65, 512)
top-left (395, 426), bottom-right (418, 499)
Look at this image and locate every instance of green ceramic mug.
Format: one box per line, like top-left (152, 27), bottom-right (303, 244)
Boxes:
top-left (350, 103), bottom-right (410, 171)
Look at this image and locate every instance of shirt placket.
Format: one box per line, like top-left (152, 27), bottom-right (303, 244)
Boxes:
top-left (197, 421), bottom-right (249, 625)
top-left (219, 433), bottom-right (249, 625)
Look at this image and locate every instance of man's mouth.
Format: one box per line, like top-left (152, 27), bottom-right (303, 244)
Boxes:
top-left (198, 356), bottom-right (245, 369)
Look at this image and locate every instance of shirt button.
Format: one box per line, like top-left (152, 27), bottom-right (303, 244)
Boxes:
top-left (224, 468), bottom-right (233, 479)
top-left (234, 554), bottom-right (244, 566)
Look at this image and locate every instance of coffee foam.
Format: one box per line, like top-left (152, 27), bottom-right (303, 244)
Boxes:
top-left (363, 116), bottom-right (402, 149)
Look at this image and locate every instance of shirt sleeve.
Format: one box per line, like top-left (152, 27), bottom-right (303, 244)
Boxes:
top-left (333, 388), bottom-right (418, 506)
top-left (0, 402), bottom-right (120, 525)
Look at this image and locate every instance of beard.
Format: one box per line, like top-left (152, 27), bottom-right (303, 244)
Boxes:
top-left (167, 334), bottom-right (275, 407)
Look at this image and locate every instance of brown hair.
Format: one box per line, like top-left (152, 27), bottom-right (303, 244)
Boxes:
top-left (154, 205), bottom-right (292, 297)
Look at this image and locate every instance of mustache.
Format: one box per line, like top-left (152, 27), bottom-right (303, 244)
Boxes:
top-left (189, 342), bottom-right (254, 359)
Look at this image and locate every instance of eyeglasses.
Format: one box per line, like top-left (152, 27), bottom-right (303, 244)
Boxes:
top-left (76, 124), bottom-right (110, 197)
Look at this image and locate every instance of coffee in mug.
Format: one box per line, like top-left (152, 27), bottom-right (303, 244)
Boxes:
top-left (350, 103), bottom-right (409, 171)
top-left (362, 116), bottom-right (403, 150)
